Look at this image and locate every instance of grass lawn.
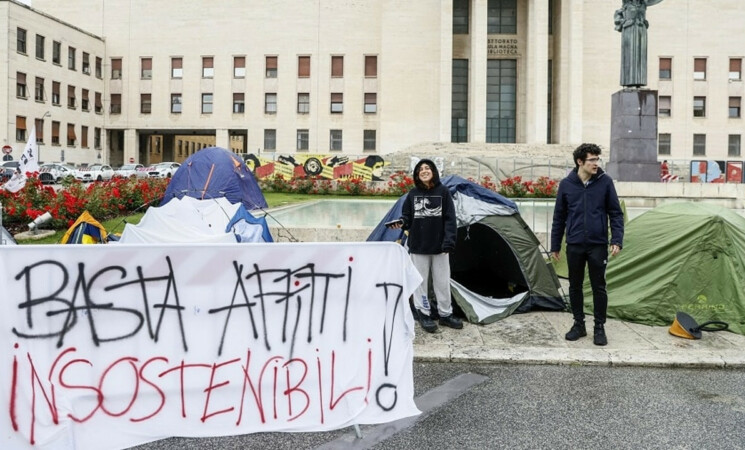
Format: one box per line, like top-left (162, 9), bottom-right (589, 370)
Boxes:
top-left (15, 193), bottom-right (398, 245)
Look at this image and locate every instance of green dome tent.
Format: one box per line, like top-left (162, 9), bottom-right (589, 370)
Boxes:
top-left (588, 202), bottom-right (745, 335)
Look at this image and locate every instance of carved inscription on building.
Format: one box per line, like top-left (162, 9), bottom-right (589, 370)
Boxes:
top-left (488, 38), bottom-right (520, 57)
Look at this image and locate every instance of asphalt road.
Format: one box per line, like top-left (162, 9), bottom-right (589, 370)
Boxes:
top-left (130, 362), bottom-right (745, 450)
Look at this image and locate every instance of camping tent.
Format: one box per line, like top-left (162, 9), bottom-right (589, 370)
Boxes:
top-left (1, 225), bottom-right (17, 245)
top-left (60, 211), bottom-right (108, 244)
top-left (368, 175), bottom-right (564, 324)
top-left (162, 146), bottom-right (268, 210)
top-left (597, 202), bottom-right (745, 336)
top-left (119, 196), bottom-right (273, 244)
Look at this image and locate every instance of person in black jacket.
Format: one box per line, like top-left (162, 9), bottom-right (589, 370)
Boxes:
top-left (389, 159), bottom-right (462, 333)
top-left (550, 144), bottom-right (624, 346)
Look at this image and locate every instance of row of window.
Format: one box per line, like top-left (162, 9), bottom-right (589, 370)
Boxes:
top-left (659, 57), bottom-right (743, 81)
top-left (658, 133), bottom-right (741, 157)
top-left (111, 55), bottom-right (378, 81)
top-left (244, 129), bottom-right (378, 152)
top-left (15, 73), bottom-right (103, 112)
top-left (126, 92), bottom-right (379, 115)
top-left (659, 95), bottom-right (741, 118)
top-left (16, 27), bottom-right (103, 78)
top-left (15, 116), bottom-right (101, 149)
top-left (453, 0), bottom-right (520, 35)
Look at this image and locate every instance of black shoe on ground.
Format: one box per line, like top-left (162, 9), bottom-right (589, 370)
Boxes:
top-left (565, 321), bottom-right (587, 341)
top-left (417, 310), bottom-right (438, 333)
top-left (594, 324), bottom-right (607, 346)
top-left (439, 314), bottom-right (463, 330)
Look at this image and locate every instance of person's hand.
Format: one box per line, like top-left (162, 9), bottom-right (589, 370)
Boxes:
top-left (388, 222), bottom-right (402, 229)
top-left (551, 251), bottom-right (560, 261)
top-left (610, 244), bottom-right (621, 257)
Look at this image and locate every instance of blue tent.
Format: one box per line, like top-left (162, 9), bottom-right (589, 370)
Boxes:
top-left (162, 147), bottom-right (267, 210)
top-left (368, 175), bottom-right (563, 324)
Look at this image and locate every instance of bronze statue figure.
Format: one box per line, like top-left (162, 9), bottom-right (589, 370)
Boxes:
top-left (614, 0), bottom-right (664, 88)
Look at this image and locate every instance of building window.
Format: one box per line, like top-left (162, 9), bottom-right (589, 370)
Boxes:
top-left (693, 97), bottom-right (706, 117)
top-left (659, 57), bottom-right (672, 79)
top-left (693, 134), bottom-right (706, 156)
top-left (331, 93), bottom-right (343, 113)
top-left (111, 58), bottom-right (122, 79)
top-left (82, 52), bottom-right (90, 74)
top-left (452, 59), bottom-right (469, 143)
top-left (201, 93), bottom-right (213, 113)
top-left (264, 129), bottom-right (277, 150)
top-left (658, 96), bottom-right (671, 117)
top-left (17, 73), bottom-right (27, 98)
top-left (52, 82), bottom-right (60, 105)
top-left (35, 34), bottom-right (45, 60)
top-left (365, 56), bottom-right (377, 78)
top-left (141, 94), bottom-right (152, 114)
top-left (171, 94), bottom-right (182, 113)
top-left (35, 118), bottom-right (44, 143)
top-left (297, 93), bottom-right (310, 114)
top-left (110, 94), bottom-right (122, 114)
top-left (94, 127), bottom-right (101, 149)
top-left (658, 133), bottom-right (671, 155)
top-left (171, 57), bottom-right (183, 78)
top-left (234, 56), bottom-right (245, 78)
top-left (729, 135), bottom-right (742, 157)
top-left (331, 56), bottom-right (343, 77)
top-left (68, 47), bottom-right (76, 70)
top-left (266, 56), bottom-right (278, 78)
top-left (453, 0), bottom-right (469, 34)
top-left (488, 0), bottom-right (517, 34)
top-left (52, 121), bottom-right (60, 145)
top-left (363, 130), bottom-right (377, 151)
top-left (68, 85), bottom-right (76, 109)
top-left (693, 58), bottom-right (706, 80)
top-left (265, 93), bottom-right (277, 114)
top-left (141, 58), bottom-right (152, 79)
top-left (487, 59), bottom-right (517, 143)
top-left (15, 116), bottom-right (26, 142)
top-left (81, 126), bottom-right (88, 148)
top-left (202, 57), bottom-right (214, 78)
top-left (364, 93), bottom-right (377, 113)
top-left (17, 28), bottom-right (26, 53)
top-left (730, 58), bottom-right (743, 81)
top-left (330, 130), bottom-right (342, 151)
top-left (95, 92), bottom-right (102, 113)
top-left (233, 93), bottom-right (245, 113)
top-left (298, 56), bottom-right (310, 78)
top-left (95, 57), bottom-right (102, 78)
top-left (35, 77), bottom-right (45, 102)
top-left (52, 41), bottom-right (61, 64)
top-left (82, 89), bottom-right (89, 111)
top-left (296, 129), bottom-right (309, 151)
top-left (729, 97), bottom-right (741, 118)
top-left (67, 124), bottom-right (76, 146)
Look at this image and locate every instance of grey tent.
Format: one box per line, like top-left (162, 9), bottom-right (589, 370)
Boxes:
top-left (368, 175), bottom-right (565, 324)
top-left (1, 225), bottom-right (17, 245)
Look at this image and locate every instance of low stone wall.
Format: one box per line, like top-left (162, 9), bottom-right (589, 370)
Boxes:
top-left (616, 182), bottom-right (745, 208)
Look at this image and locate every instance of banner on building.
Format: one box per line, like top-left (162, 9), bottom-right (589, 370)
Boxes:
top-left (244, 154), bottom-right (389, 181)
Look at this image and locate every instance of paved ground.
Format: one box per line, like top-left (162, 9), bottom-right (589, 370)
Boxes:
top-left (412, 310), bottom-right (745, 369)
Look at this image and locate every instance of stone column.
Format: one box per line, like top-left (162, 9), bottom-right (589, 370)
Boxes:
top-left (606, 90), bottom-right (659, 182)
top-left (557, 0), bottom-right (583, 144)
top-left (440, 0), bottom-right (454, 141)
top-left (124, 129), bottom-right (137, 164)
top-left (525, 0), bottom-right (549, 144)
top-left (215, 129), bottom-right (230, 150)
top-left (469, 0), bottom-right (488, 143)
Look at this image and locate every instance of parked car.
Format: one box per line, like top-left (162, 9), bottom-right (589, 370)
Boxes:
top-left (146, 162), bottom-right (180, 178)
top-left (1, 161), bottom-right (19, 183)
top-left (39, 163), bottom-right (77, 184)
top-left (114, 163), bottom-right (144, 178)
top-left (75, 164), bottom-right (115, 182)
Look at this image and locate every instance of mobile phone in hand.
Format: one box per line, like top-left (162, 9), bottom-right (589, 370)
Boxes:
top-left (384, 219), bottom-right (403, 228)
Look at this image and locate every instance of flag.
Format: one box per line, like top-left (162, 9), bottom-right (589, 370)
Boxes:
top-left (1, 126), bottom-right (39, 193)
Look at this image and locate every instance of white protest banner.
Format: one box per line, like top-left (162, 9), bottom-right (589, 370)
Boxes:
top-left (2, 126), bottom-right (39, 193)
top-left (0, 242), bottom-right (422, 449)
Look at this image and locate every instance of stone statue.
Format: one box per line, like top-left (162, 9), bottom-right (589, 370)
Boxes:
top-left (614, 0), bottom-right (664, 88)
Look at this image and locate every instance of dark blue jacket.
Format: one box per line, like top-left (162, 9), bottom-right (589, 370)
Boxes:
top-left (550, 168), bottom-right (624, 251)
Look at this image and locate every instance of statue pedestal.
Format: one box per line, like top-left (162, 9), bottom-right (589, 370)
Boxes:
top-left (606, 89), bottom-right (659, 182)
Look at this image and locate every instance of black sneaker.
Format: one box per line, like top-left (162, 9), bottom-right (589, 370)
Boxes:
top-left (565, 321), bottom-right (587, 341)
top-left (439, 315), bottom-right (463, 330)
top-left (594, 325), bottom-right (607, 346)
top-left (416, 310), bottom-right (438, 333)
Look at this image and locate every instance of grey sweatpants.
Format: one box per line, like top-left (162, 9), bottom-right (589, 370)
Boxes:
top-left (411, 253), bottom-right (452, 317)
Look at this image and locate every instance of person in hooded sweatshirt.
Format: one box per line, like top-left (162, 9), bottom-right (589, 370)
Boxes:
top-left (551, 143), bottom-right (624, 346)
top-left (389, 159), bottom-right (462, 333)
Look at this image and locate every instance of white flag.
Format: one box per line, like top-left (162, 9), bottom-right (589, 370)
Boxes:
top-left (19, 126), bottom-right (40, 175)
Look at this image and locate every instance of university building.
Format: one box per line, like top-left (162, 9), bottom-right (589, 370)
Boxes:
top-left (1, 0), bottom-right (743, 167)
